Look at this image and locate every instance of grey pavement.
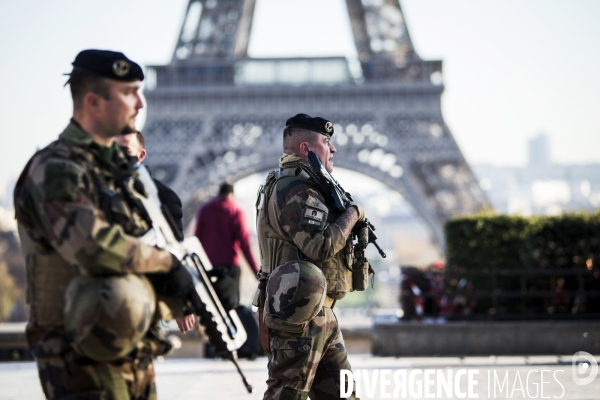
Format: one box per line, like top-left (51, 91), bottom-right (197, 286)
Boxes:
top-left (1, 355), bottom-right (599, 399)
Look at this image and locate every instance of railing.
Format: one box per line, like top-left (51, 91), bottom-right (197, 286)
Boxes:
top-left (146, 58), bottom-right (443, 89)
top-left (400, 266), bottom-right (600, 321)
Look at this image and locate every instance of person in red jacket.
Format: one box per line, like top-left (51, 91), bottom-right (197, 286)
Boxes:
top-left (195, 182), bottom-right (259, 311)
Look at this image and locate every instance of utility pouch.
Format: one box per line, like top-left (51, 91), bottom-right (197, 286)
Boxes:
top-left (351, 260), bottom-right (368, 291)
top-left (257, 277), bottom-right (271, 355)
top-left (351, 222), bottom-right (373, 291)
top-left (352, 260), bottom-right (371, 291)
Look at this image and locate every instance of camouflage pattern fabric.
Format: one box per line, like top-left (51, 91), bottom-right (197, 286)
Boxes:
top-left (14, 120), bottom-right (175, 399)
top-left (267, 162), bottom-right (346, 264)
top-left (64, 274), bottom-right (157, 362)
top-left (264, 154), bottom-right (353, 296)
top-left (14, 120), bottom-right (173, 278)
top-left (264, 307), bottom-right (357, 400)
top-left (36, 338), bottom-right (157, 400)
top-left (259, 154), bottom-right (359, 399)
top-left (264, 260), bottom-right (326, 332)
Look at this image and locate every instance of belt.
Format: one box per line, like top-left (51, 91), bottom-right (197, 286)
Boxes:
top-left (323, 296), bottom-right (335, 309)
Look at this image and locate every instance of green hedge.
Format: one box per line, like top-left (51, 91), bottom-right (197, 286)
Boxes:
top-left (523, 213), bottom-right (600, 270)
top-left (445, 211), bottom-right (600, 271)
top-left (444, 212), bottom-right (600, 317)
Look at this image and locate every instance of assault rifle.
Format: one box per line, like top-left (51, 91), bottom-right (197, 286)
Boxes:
top-left (307, 151), bottom-right (386, 260)
top-left (129, 165), bottom-right (253, 394)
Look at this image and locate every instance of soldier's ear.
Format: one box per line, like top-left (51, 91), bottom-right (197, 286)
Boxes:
top-left (84, 92), bottom-right (102, 112)
top-left (300, 142), bottom-right (310, 156)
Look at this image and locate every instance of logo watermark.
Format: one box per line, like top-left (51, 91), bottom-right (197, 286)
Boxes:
top-left (572, 351), bottom-right (598, 386)
top-left (339, 352), bottom-right (597, 399)
top-left (486, 369), bottom-right (564, 399)
top-left (340, 368), bottom-right (480, 398)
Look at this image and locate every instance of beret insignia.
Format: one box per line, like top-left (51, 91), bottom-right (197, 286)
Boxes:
top-left (324, 122), bottom-right (333, 133)
top-left (112, 60), bottom-right (130, 77)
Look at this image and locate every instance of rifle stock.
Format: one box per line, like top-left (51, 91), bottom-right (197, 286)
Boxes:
top-left (131, 165), bottom-right (253, 393)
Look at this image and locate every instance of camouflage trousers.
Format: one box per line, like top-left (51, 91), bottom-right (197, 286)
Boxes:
top-left (35, 340), bottom-right (157, 400)
top-left (263, 307), bottom-right (358, 400)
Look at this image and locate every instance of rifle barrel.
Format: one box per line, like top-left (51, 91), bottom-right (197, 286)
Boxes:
top-left (373, 241), bottom-right (387, 258)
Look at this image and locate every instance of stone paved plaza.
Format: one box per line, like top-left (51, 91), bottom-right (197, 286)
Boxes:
top-left (1, 355), bottom-right (599, 399)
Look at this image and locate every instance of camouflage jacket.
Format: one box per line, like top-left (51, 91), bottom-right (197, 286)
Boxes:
top-left (14, 120), bottom-right (174, 351)
top-left (14, 120), bottom-right (173, 276)
top-left (259, 154), bottom-right (352, 296)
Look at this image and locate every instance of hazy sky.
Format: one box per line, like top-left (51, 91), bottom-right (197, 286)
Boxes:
top-left (1, 0), bottom-right (599, 198)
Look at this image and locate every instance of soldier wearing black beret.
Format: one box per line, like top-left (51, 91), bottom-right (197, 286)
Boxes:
top-left (255, 113), bottom-right (365, 399)
top-left (64, 49), bottom-right (146, 139)
top-left (283, 113), bottom-right (336, 173)
top-left (14, 49), bottom-right (195, 399)
top-left (285, 113), bottom-right (335, 138)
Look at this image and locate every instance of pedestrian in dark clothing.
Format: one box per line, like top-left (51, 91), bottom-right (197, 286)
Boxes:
top-left (117, 131), bottom-right (196, 334)
top-left (116, 131), bottom-right (184, 240)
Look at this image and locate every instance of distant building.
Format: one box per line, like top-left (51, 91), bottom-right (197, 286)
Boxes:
top-left (474, 134), bottom-right (600, 215)
top-left (528, 133), bottom-right (551, 167)
top-left (0, 178), bottom-right (15, 208)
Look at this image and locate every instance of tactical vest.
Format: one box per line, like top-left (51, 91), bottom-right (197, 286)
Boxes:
top-left (16, 139), bottom-right (151, 332)
top-left (20, 226), bottom-right (77, 331)
top-left (256, 167), bottom-right (354, 298)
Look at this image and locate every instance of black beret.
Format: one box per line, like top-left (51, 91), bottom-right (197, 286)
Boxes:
top-left (71, 49), bottom-right (144, 81)
top-left (285, 113), bottom-right (334, 137)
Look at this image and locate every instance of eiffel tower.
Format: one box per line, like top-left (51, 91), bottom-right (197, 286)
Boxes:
top-left (143, 0), bottom-right (488, 247)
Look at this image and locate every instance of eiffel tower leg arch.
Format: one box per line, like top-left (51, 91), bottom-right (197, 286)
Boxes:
top-left (142, 0), bottom-right (489, 252)
top-left (143, 109), bottom-right (486, 251)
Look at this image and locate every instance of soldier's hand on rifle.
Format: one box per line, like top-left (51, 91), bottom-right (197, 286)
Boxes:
top-left (347, 201), bottom-right (365, 221)
top-left (147, 255), bottom-right (195, 298)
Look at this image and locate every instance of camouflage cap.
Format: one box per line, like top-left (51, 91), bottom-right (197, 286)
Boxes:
top-left (64, 274), bottom-right (156, 362)
top-left (264, 260), bottom-right (326, 333)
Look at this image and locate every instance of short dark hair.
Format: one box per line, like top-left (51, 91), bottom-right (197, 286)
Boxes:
top-left (219, 182), bottom-right (234, 196)
top-left (283, 127), bottom-right (318, 154)
top-left (68, 68), bottom-right (111, 109)
top-left (135, 131), bottom-right (145, 149)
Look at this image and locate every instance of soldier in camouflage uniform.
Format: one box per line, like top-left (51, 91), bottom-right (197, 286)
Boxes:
top-left (256, 114), bottom-right (366, 399)
top-left (14, 50), bottom-right (195, 399)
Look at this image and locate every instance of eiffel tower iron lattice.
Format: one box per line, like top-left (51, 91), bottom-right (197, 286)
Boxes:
top-left (143, 0), bottom-right (488, 248)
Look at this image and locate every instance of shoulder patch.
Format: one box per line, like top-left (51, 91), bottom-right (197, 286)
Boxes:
top-left (42, 158), bottom-right (83, 201)
top-left (300, 194), bottom-right (329, 231)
